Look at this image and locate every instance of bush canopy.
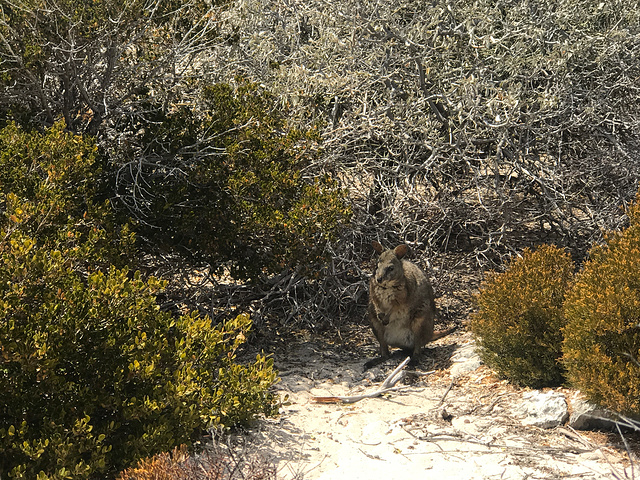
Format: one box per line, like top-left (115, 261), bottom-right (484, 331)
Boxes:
top-left (0, 122), bottom-right (278, 479)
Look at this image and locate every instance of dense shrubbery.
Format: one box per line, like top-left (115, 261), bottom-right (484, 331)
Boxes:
top-left (471, 245), bottom-right (574, 388)
top-left (3, 1), bottom-right (640, 469)
top-left (113, 81), bottom-right (350, 280)
top-left (563, 192), bottom-right (640, 417)
top-left (0, 123), bottom-right (278, 479)
top-left (472, 192), bottom-right (640, 417)
top-left (0, 240), bottom-right (277, 479)
top-left (212, 0), bottom-right (640, 269)
top-left (5, 0), bottom-right (640, 330)
top-left (1, 0), bottom-right (351, 283)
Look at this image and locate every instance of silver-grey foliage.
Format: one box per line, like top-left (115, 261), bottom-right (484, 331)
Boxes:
top-left (206, 0), bottom-right (640, 261)
top-left (181, 0), bottom-right (640, 327)
top-left (0, 0), bottom-right (218, 134)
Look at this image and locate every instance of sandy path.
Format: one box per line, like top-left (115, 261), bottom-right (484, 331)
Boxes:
top-left (246, 331), bottom-right (631, 479)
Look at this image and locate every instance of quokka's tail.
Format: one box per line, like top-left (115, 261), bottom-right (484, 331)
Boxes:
top-left (431, 326), bottom-right (457, 341)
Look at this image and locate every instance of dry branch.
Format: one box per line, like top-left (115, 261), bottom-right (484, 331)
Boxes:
top-left (312, 356), bottom-right (412, 404)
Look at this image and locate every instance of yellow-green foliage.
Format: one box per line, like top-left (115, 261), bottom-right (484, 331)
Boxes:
top-left (0, 121), bottom-right (135, 268)
top-left (0, 123), bottom-right (278, 479)
top-left (563, 192), bottom-right (640, 417)
top-left (471, 245), bottom-right (574, 387)
top-left (0, 233), bottom-right (278, 479)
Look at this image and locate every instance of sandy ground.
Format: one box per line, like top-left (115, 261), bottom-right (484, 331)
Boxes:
top-left (245, 330), bottom-right (633, 480)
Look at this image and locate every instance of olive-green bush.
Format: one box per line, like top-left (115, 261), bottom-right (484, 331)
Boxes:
top-left (0, 121), bottom-right (135, 269)
top-left (562, 192), bottom-right (640, 417)
top-left (0, 240), bottom-right (277, 479)
top-left (113, 80), bottom-right (351, 280)
top-left (471, 245), bottom-right (574, 387)
top-left (0, 123), bottom-right (279, 479)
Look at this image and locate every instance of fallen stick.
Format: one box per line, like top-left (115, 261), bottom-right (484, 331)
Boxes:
top-left (312, 356), bottom-right (411, 404)
top-left (438, 378), bottom-right (456, 406)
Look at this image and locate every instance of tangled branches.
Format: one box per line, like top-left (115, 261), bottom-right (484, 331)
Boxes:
top-left (7, 0), bottom-right (640, 329)
top-left (151, 0), bottom-right (640, 328)
top-left (206, 0), bottom-right (640, 262)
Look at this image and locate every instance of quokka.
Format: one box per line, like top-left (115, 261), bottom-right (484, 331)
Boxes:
top-left (366, 241), bottom-right (454, 368)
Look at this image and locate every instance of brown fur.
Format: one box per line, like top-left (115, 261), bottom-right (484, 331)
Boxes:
top-left (366, 241), bottom-right (454, 367)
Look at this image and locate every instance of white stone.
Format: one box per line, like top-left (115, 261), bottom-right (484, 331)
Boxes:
top-left (515, 390), bottom-right (568, 428)
top-left (450, 341), bottom-right (483, 376)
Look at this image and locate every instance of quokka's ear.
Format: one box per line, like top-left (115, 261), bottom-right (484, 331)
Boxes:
top-left (394, 244), bottom-right (408, 258)
top-left (372, 241), bottom-right (384, 254)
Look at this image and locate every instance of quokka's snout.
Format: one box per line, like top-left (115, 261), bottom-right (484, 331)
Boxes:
top-left (366, 241), bottom-right (454, 369)
top-left (373, 245), bottom-right (405, 284)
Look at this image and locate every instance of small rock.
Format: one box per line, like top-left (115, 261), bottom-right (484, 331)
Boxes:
top-left (516, 390), bottom-right (568, 428)
top-left (451, 357), bottom-right (483, 376)
top-left (450, 342), bottom-right (477, 362)
top-left (569, 397), bottom-right (620, 431)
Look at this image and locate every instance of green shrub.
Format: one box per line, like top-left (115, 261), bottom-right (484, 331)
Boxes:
top-left (0, 121), bottom-right (135, 268)
top-left (0, 123), bottom-right (279, 479)
top-left (471, 244), bottom-right (574, 387)
top-left (113, 80), bottom-right (351, 280)
top-left (562, 192), bottom-right (640, 417)
top-left (0, 234), bottom-right (278, 479)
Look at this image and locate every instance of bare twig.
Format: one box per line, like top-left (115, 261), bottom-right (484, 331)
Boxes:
top-left (617, 423), bottom-right (637, 480)
top-left (312, 356), bottom-right (411, 404)
top-left (438, 378), bottom-right (456, 406)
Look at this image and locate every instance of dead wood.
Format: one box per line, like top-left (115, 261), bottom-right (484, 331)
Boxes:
top-left (311, 356), bottom-right (414, 404)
